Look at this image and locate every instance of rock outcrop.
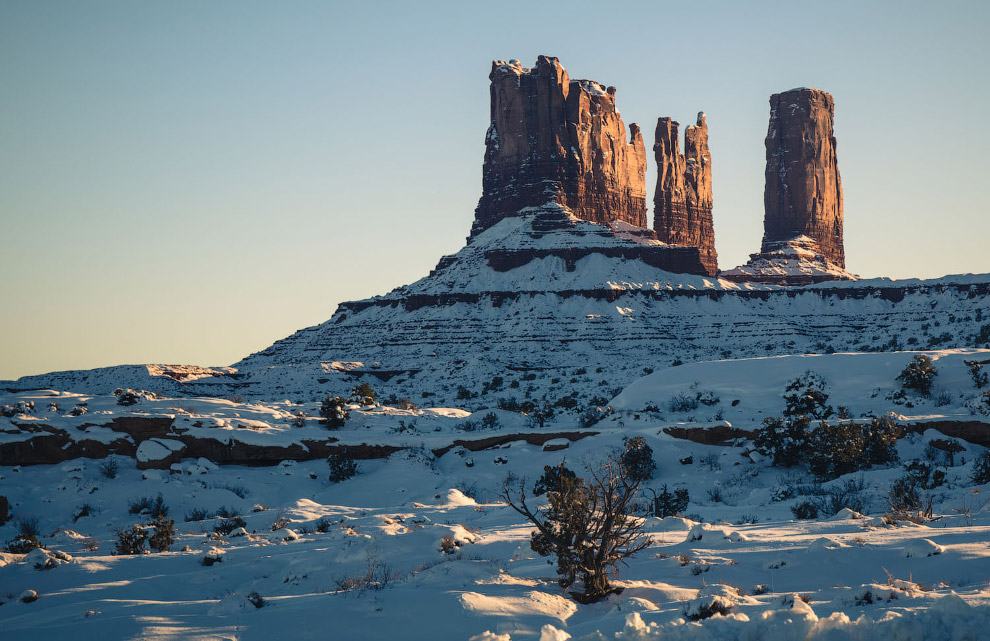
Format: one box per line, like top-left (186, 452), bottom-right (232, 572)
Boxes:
top-left (653, 113), bottom-right (717, 275)
top-left (726, 88), bottom-right (850, 284)
top-left (472, 56), bottom-right (647, 236)
top-left (762, 87), bottom-right (844, 267)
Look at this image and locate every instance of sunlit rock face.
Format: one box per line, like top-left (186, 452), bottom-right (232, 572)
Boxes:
top-left (727, 88), bottom-right (849, 284)
top-left (472, 56), bottom-right (648, 237)
top-left (762, 87), bottom-right (844, 268)
top-left (653, 113), bottom-right (717, 276)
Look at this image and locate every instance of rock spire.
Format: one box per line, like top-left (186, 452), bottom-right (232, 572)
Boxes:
top-left (472, 56), bottom-right (648, 237)
top-left (762, 87), bottom-right (844, 267)
top-left (653, 113), bottom-right (717, 275)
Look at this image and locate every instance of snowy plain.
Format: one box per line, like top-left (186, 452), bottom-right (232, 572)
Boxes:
top-left (3, 350), bottom-right (990, 640)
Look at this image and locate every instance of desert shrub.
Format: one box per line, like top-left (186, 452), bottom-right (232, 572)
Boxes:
top-left (862, 416), bottom-right (901, 467)
top-left (699, 452), bottom-right (721, 471)
top-left (897, 355), bottom-right (937, 396)
top-left (753, 416), bottom-right (811, 468)
top-left (334, 552), bottom-right (399, 592)
top-left (926, 438), bottom-right (965, 467)
top-left (480, 412), bottom-right (499, 429)
top-left (128, 494), bottom-right (168, 518)
top-left (328, 450), bottom-right (358, 482)
top-left (211, 482), bottom-right (248, 499)
top-left (668, 392), bottom-right (698, 413)
top-left (115, 389), bottom-right (142, 406)
top-left (706, 487), bottom-right (723, 503)
top-left (810, 477), bottom-right (866, 516)
top-left (246, 591), bottom-right (265, 608)
top-left (114, 524), bottom-right (148, 555)
top-left (684, 598), bottom-right (733, 621)
top-left (185, 508), bottom-right (209, 522)
top-left (966, 360), bottom-right (989, 389)
top-left (270, 509), bottom-right (290, 531)
top-left (529, 403), bottom-right (555, 428)
top-left (147, 515), bottom-right (176, 552)
top-left (971, 450), bottom-right (990, 484)
top-left (649, 485), bottom-right (689, 518)
top-left (6, 535), bottom-right (42, 554)
top-left (319, 396), bottom-right (349, 429)
top-left (886, 475), bottom-right (934, 523)
top-left (7, 516), bottom-right (43, 553)
top-left (501, 459), bottom-right (651, 602)
top-left (554, 395), bottom-right (579, 410)
top-left (395, 397), bottom-right (418, 410)
top-left (315, 516), bottom-right (333, 533)
top-left (758, 416), bottom-right (899, 480)
top-left (16, 515), bottom-right (41, 539)
top-left (439, 535), bottom-right (458, 554)
top-left (1, 401), bottom-right (34, 417)
top-left (350, 383), bottom-right (376, 406)
top-left (887, 477), bottom-right (921, 512)
top-left (903, 461), bottom-right (946, 489)
top-left (807, 422), bottom-right (866, 480)
top-left (620, 436), bottom-right (656, 482)
top-left (580, 404), bottom-right (613, 427)
top-left (213, 517), bottom-right (247, 536)
top-left (783, 371), bottom-right (833, 419)
top-left (482, 376), bottom-right (504, 394)
top-left (73, 504), bottom-right (95, 522)
top-left (99, 457), bottom-right (120, 479)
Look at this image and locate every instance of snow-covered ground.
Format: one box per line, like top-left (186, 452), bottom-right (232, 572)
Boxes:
top-left (3, 350), bottom-right (990, 639)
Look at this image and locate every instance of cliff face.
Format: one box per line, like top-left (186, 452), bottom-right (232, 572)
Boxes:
top-left (762, 88), bottom-right (844, 267)
top-left (653, 113), bottom-right (717, 275)
top-left (472, 56), bottom-right (647, 236)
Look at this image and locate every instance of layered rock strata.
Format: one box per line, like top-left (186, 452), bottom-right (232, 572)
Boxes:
top-left (653, 113), bottom-right (717, 275)
top-left (472, 56), bottom-right (647, 236)
top-left (762, 87), bottom-right (844, 267)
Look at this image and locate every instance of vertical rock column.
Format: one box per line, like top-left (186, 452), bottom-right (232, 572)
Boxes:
top-left (472, 56), bottom-right (647, 237)
top-left (762, 88), bottom-right (844, 267)
top-left (653, 113), bottom-right (717, 276)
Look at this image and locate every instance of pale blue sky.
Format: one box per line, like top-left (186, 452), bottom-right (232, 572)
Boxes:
top-left (2, 0), bottom-right (988, 379)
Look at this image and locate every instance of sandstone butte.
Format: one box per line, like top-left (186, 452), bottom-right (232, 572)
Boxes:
top-left (471, 56), bottom-right (648, 236)
top-left (653, 113), bottom-right (718, 275)
top-left (761, 87), bottom-right (844, 267)
top-left (470, 56), bottom-right (848, 284)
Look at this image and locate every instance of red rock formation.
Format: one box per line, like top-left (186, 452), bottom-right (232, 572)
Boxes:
top-left (762, 88), bottom-right (844, 267)
top-left (472, 56), bottom-right (647, 236)
top-left (653, 113), bottom-right (718, 275)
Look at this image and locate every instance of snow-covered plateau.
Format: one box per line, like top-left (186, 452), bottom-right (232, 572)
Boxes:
top-left (3, 350), bottom-right (990, 640)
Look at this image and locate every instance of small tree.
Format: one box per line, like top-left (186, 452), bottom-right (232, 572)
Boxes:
top-left (350, 383), bottom-right (376, 406)
top-left (328, 449), bottom-right (358, 482)
top-left (620, 436), bottom-right (656, 482)
top-left (648, 484), bottom-right (689, 518)
top-left (753, 415), bottom-right (812, 467)
top-left (319, 396), bottom-right (349, 429)
top-left (972, 450), bottom-right (990, 484)
top-left (965, 360), bottom-right (989, 389)
top-left (147, 515), bottom-right (176, 552)
top-left (807, 422), bottom-right (865, 480)
top-left (897, 355), bottom-right (937, 396)
top-left (114, 524), bottom-right (148, 555)
top-left (783, 372), bottom-right (833, 419)
top-left (501, 458), bottom-right (651, 602)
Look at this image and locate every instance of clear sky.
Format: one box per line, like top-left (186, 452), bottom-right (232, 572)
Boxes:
top-left (2, 0), bottom-right (988, 380)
